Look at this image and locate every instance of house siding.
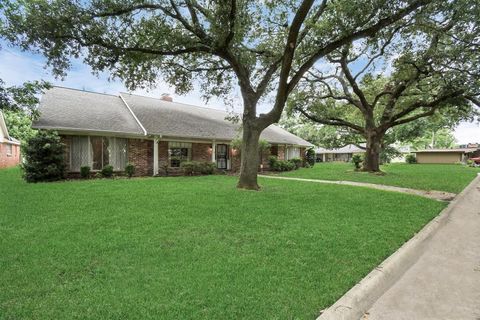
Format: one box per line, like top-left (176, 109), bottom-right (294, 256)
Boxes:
top-left (416, 152), bottom-right (463, 164)
top-left (0, 142), bottom-right (21, 169)
top-left (59, 133), bottom-right (306, 177)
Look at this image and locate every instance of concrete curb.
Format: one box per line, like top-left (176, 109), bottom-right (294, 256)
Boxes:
top-left (316, 174), bottom-right (480, 320)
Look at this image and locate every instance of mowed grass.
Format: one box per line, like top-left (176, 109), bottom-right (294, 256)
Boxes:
top-left (279, 163), bottom-right (480, 193)
top-left (0, 167), bottom-right (445, 319)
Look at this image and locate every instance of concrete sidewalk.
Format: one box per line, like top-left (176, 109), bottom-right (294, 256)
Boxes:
top-left (259, 175), bottom-right (456, 201)
top-left (365, 175), bottom-right (480, 320)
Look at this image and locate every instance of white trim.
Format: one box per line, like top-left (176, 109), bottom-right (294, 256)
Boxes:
top-left (119, 94), bottom-right (147, 136)
top-left (153, 138), bottom-right (159, 176)
top-left (0, 111), bottom-right (11, 141)
top-left (212, 140), bottom-right (216, 163)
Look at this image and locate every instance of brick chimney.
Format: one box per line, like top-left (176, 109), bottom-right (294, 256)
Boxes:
top-left (160, 93), bottom-right (173, 102)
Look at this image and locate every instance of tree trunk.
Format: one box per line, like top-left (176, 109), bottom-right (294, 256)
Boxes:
top-left (362, 131), bottom-right (383, 172)
top-left (237, 121), bottom-right (261, 190)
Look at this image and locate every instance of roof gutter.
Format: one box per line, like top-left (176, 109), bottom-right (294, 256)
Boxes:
top-left (119, 93), bottom-right (147, 136)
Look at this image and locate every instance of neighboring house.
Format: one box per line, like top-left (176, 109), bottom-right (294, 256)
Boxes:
top-left (315, 144), bottom-right (364, 162)
top-left (390, 145), bottom-right (411, 163)
top-left (33, 87), bottom-right (313, 176)
top-left (413, 148), bottom-right (480, 164)
top-left (0, 111), bottom-right (21, 169)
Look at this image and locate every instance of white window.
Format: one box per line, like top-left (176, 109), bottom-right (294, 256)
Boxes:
top-left (168, 142), bottom-right (191, 167)
top-left (70, 136), bottom-right (127, 171)
top-left (286, 147), bottom-right (300, 160)
top-left (6, 144), bottom-right (13, 156)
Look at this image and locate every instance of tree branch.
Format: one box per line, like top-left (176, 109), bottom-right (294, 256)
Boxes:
top-left (258, 0), bottom-right (316, 125)
top-left (295, 107), bottom-right (365, 132)
top-left (339, 47), bottom-right (370, 111)
top-left (288, 0), bottom-right (432, 93)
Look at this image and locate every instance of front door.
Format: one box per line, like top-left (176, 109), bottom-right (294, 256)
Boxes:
top-left (216, 144), bottom-right (228, 169)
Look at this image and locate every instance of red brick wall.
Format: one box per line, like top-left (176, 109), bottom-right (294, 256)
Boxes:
top-left (192, 143), bottom-right (212, 162)
top-left (230, 144), bottom-right (273, 172)
top-left (0, 142), bottom-right (21, 169)
top-left (128, 138), bottom-right (153, 176)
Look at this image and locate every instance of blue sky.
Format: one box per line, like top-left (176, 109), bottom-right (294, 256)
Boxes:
top-left (0, 40), bottom-right (478, 144)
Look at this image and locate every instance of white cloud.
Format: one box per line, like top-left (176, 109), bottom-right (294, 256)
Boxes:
top-left (454, 121), bottom-right (480, 145)
top-left (0, 46), bottom-right (234, 112)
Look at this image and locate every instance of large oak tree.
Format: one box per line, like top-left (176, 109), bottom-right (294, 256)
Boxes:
top-left (1, 0), bottom-right (434, 188)
top-left (289, 2), bottom-right (480, 171)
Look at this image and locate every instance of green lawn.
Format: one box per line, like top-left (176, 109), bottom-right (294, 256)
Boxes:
top-left (278, 163), bottom-right (480, 193)
top-left (0, 167), bottom-right (445, 319)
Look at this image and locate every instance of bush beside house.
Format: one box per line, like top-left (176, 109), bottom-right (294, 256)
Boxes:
top-left (268, 156), bottom-right (305, 172)
top-left (405, 154), bottom-right (417, 164)
top-left (180, 161), bottom-right (216, 175)
top-left (22, 131), bottom-right (65, 182)
top-left (352, 154), bottom-right (363, 170)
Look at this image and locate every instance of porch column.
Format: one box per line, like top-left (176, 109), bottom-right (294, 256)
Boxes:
top-left (323, 153), bottom-right (326, 162)
top-left (153, 138), bottom-right (159, 176)
top-left (212, 141), bottom-right (216, 163)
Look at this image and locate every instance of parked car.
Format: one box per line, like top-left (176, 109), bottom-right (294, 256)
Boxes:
top-left (469, 157), bottom-right (480, 165)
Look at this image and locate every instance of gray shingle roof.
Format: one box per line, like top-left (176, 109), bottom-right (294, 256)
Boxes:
top-left (34, 87), bottom-right (145, 135)
top-left (34, 86), bottom-right (313, 147)
top-left (121, 93), bottom-right (313, 146)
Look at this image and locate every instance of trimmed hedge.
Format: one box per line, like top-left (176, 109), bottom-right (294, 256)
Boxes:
top-left (268, 156), bottom-right (299, 172)
top-left (125, 163), bottom-right (135, 178)
top-left (80, 166), bottom-right (91, 179)
top-left (101, 165), bottom-right (114, 178)
top-left (180, 161), bottom-right (216, 175)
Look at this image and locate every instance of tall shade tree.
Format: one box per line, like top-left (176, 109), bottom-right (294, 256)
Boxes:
top-left (289, 2), bottom-right (480, 171)
top-left (0, 79), bottom-right (51, 143)
top-left (1, 0), bottom-right (434, 188)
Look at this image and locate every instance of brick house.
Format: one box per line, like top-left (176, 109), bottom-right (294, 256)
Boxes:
top-left (0, 111), bottom-right (21, 169)
top-left (33, 87), bottom-right (313, 176)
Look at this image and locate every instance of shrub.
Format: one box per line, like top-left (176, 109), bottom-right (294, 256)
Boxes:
top-left (405, 154), bottom-right (417, 164)
top-left (306, 148), bottom-right (315, 167)
top-left (125, 163), bottom-right (135, 178)
top-left (199, 162), bottom-right (215, 174)
top-left (289, 157), bottom-right (302, 170)
top-left (268, 155), bottom-right (278, 168)
top-left (101, 165), bottom-right (114, 177)
top-left (80, 166), bottom-right (91, 179)
top-left (351, 154), bottom-right (363, 170)
top-left (272, 160), bottom-right (295, 171)
top-left (180, 161), bottom-right (215, 175)
top-left (22, 130), bottom-right (66, 183)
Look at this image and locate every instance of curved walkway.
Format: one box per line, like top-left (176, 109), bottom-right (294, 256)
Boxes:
top-left (259, 175), bottom-right (456, 201)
